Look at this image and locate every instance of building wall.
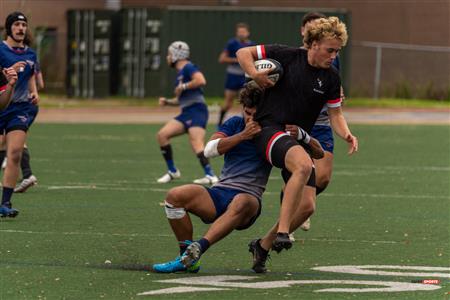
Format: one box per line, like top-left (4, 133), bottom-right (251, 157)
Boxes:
top-left (1, 0), bottom-right (448, 97)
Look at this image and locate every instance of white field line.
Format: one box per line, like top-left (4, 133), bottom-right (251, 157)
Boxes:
top-left (0, 229), bottom-right (402, 245)
top-left (40, 184), bottom-right (450, 200)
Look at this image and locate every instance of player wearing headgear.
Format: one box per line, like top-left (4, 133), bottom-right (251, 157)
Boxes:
top-left (0, 11), bottom-right (40, 217)
top-left (237, 16), bottom-right (358, 253)
top-left (156, 41), bottom-right (218, 185)
top-left (217, 22), bottom-right (255, 126)
top-left (152, 86), bottom-right (324, 273)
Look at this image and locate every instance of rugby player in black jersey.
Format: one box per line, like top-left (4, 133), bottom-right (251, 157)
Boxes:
top-left (237, 16), bottom-right (358, 253)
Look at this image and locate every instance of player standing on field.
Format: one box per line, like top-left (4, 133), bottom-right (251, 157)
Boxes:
top-left (0, 12), bottom-right (40, 217)
top-left (237, 16), bottom-right (358, 252)
top-left (217, 23), bottom-right (255, 127)
top-left (156, 41), bottom-right (218, 185)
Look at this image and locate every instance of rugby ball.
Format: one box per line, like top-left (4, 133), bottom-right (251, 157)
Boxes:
top-left (245, 58), bottom-right (283, 89)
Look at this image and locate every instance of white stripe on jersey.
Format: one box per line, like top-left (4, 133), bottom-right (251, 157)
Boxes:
top-left (267, 132), bottom-right (289, 165)
top-left (256, 45), bottom-right (264, 59)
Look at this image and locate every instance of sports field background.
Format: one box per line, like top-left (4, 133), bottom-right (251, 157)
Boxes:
top-left (0, 115), bottom-right (449, 299)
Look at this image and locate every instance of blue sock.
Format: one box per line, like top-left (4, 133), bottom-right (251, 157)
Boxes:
top-left (167, 160), bottom-right (177, 173)
top-left (197, 238), bottom-right (210, 253)
top-left (203, 164), bottom-right (214, 177)
top-left (160, 145), bottom-right (177, 173)
top-left (2, 187), bottom-right (14, 207)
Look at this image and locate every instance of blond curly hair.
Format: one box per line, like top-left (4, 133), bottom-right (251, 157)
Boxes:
top-left (303, 16), bottom-right (348, 48)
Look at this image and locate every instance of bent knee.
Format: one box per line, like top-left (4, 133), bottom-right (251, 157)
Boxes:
top-left (165, 188), bottom-right (186, 207)
top-left (230, 197), bottom-right (258, 216)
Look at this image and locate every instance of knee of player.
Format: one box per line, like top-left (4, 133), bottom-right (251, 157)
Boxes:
top-left (291, 160), bottom-right (313, 177)
top-left (231, 197), bottom-right (258, 216)
top-left (165, 188), bottom-right (185, 207)
top-left (7, 148), bottom-right (22, 164)
top-left (316, 176), bottom-right (330, 190)
top-left (164, 189), bottom-right (187, 219)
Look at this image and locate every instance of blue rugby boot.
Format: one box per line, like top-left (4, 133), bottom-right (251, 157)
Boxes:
top-left (0, 205), bottom-right (19, 218)
top-left (153, 255), bottom-right (201, 273)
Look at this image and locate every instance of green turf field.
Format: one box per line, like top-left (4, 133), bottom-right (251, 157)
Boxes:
top-left (1, 123), bottom-right (449, 299)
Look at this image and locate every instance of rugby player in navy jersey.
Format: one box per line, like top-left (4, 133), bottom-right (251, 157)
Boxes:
top-left (152, 86), bottom-right (324, 273)
top-left (0, 12), bottom-right (40, 217)
top-left (156, 41), bottom-right (218, 185)
top-left (217, 22), bottom-right (255, 126)
top-left (237, 16), bottom-right (358, 252)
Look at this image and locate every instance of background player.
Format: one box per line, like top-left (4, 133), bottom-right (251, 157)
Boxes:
top-left (0, 12), bottom-right (40, 217)
top-left (156, 41), bottom-right (218, 185)
top-left (217, 23), bottom-right (254, 126)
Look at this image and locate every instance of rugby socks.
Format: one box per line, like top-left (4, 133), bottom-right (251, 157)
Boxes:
top-left (1, 187), bottom-right (14, 208)
top-left (21, 148), bottom-right (33, 179)
top-left (197, 238), bottom-right (210, 254)
top-left (196, 151), bottom-right (214, 176)
top-left (160, 145), bottom-right (177, 173)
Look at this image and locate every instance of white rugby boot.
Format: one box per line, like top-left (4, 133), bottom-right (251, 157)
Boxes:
top-left (193, 175), bottom-right (219, 185)
top-left (157, 170), bottom-right (181, 183)
top-left (14, 175), bottom-right (38, 193)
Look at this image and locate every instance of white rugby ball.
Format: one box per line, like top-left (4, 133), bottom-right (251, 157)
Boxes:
top-left (245, 58), bottom-right (283, 89)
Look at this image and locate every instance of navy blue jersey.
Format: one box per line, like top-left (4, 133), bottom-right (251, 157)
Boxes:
top-left (175, 62), bottom-right (205, 108)
top-left (224, 38), bottom-right (255, 75)
top-left (215, 116), bottom-right (272, 199)
top-left (0, 42), bottom-right (37, 103)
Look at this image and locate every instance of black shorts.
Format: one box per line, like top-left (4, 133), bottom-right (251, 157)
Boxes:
top-left (254, 126), bottom-right (299, 169)
top-left (281, 166), bottom-right (316, 188)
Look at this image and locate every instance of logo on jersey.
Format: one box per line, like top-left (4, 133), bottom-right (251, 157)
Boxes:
top-left (317, 78), bottom-right (323, 87)
top-left (17, 115), bottom-right (28, 123)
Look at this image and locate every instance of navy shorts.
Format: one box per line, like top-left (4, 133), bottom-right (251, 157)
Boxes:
top-left (0, 102), bottom-right (39, 133)
top-left (225, 73), bottom-right (245, 91)
top-left (175, 102), bottom-right (209, 130)
top-left (311, 125), bottom-right (334, 153)
top-left (204, 186), bottom-right (261, 230)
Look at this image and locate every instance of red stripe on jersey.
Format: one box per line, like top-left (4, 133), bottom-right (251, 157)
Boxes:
top-left (0, 85), bottom-right (7, 92)
top-left (327, 98), bottom-right (341, 104)
top-left (261, 45), bottom-right (266, 58)
top-left (265, 131), bottom-right (285, 163)
top-left (215, 131), bottom-right (228, 137)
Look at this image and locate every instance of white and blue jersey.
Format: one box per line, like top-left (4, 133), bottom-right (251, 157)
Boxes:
top-left (0, 41), bottom-right (39, 133)
top-left (0, 41), bottom-right (37, 104)
top-left (215, 116), bottom-right (272, 200)
top-left (311, 56), bottom-right (341, 153)
top-left (223, 38), bottom-right (255, 90)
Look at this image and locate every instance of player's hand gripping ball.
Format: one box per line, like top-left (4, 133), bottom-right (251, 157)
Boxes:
top-left (245, 58), bottom-right (283, 89)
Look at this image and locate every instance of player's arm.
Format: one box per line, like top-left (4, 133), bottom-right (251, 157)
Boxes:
top-left (174, 71), bottom-right (206, 97)
top-left (0, 68), bottom-right (18, 110)
top-left (236, 46), bottom-right (274, 88)
top-left (218, 50), bottom-right (238, 64)
top-left (204, 119), bottom-right (261, 158)
top-left (328, 106), bottom-right (358, 155)
top-left (28, 73), bottom-right (40, 105)
top-left (285, 125), bottom-right (324, 159)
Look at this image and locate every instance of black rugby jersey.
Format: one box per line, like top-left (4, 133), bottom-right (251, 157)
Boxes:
top-left (254, 44), bottom-right (342, 133)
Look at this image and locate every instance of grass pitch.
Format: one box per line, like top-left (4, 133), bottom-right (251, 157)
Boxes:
top-left (1, 123), bottom-right (449, 299)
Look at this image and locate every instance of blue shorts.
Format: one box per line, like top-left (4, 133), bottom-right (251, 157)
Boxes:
top-left (0, 102), bottom-right (39, 134)
top-left (204, 186), bottom-right (261, 230)
top-left (175, 102), bottom-right (208, 130)
top-left (225, 73), bottom-right (245, 91)
top-left (311, 125), bottom-right (334, 153)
